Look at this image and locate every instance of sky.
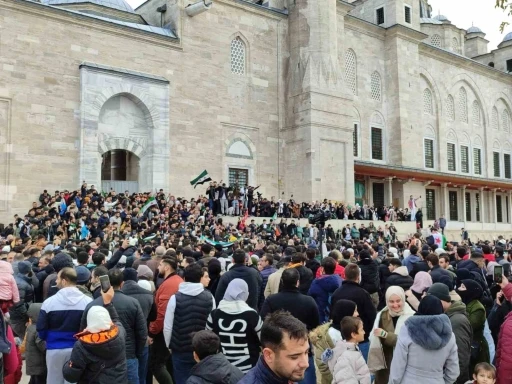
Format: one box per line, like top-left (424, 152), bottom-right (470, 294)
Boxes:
top-left (125, 0), bottom-right (509, 51)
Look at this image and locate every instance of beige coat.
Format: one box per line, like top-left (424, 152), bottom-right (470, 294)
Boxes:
top-left (264, 268), bottom-right (284, 298)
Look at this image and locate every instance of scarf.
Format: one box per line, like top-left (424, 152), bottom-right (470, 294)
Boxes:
top-left (367, 303), bottom-right (415, 373)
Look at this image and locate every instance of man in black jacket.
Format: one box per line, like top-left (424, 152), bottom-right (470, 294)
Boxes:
top-left (289, 253), bottom-right (313, 295)
top-left (385, 259), bottom-right (413, 292)
top-left (260, 268), bottom-right (319, 384)
top-left (215, 249), bottom-right (262, 310)
top-left (80, 268), bottom-right (147, 384)
top-left (426, 253), bottom-right (453, 284)
top-left (357, 249), bottom-right (380, 308)
top-left (331, 264), bottom-right (376, 362)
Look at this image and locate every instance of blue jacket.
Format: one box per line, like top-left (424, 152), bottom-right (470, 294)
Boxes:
top-left (37, 286), bottom-right (92, 350)
top-left (308, 274), bottom-right (342, 323)
top-left (238, 356), bottom-right (291, 384)
top-left (259, 266), bottom-right (276, 308)
top-left (403, 254), bottom-right (421, 274)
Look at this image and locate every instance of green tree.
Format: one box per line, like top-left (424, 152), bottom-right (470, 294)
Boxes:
top-left (497, 0), bottom-right (512, 32)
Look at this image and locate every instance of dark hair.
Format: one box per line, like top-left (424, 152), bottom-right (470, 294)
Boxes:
top-left (108, 268), bottom-right (124, 288)
top-left (92, 265), bottom-right (108, 279)
top-left (425, 253), bottom-right (439, 266)
top-left (92, 252), bottom-right (106, 266)
top-left (192, 330), bottom-right (220, 360)
top-left (481, 245), bottom-right (491, 255)
top-left (263, 253), bottom-right (274, 266)
top-left (261, 310), bottom-right (308, 351)
top-left (281, 268), bottom-right (300, 289)
top-left (344, 264), bottom-right (360, 281)
top-left (201, 243), bottom-right (213, 255)
top-left (410, 245), bottom-right (418, 255)
top-left (232, 249), bottom-right (246, 264)
top-left (495, 246), bottom-right (504, 257)
top-left (161, 258), bottom-right (178, 271)
top-left (184, 263), bottom-right (203, 283)
top-left (389, 258), bottom-right (402, 267)
top-left (456, 247), bottom-right (467, 258)
top-left (322, 257), bottom-right (336, 275)
top-left (59, 267), bottom-right (77, 285)
top-left (184, 257), bottom-right (195, 266)
top-left (439, 254), bottom-right (450, 264)
top-left (473, 362), bottom-right (496, 378)
top-left (291, 253), bottom-right (305, 264)
top-left (341, 316), bottom-right (363, 341)
top-left (342, 250), bottom-right (351, 260)
top-left (77, 252), bottom-right (89, 265)
top-left (305, 248), bottom-right (316, 260)
top-left (143, 246), bottom-right (153, 255)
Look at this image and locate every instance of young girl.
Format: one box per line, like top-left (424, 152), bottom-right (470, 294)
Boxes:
top-left (323, 316), bottom-right (370, 384)
top-left (466, 362), bottom-right (496, 384)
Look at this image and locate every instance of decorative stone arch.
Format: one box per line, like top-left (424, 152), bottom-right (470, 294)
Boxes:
top-left (419, 70), bottom-right (442, 119)
top-left (459, 132), bottom-right (470, 145)
top-left (493, 140), bottom-right (501, 150)
top-left (447, 74), bottom-right (489, 126)
top-left (370, 111), bottom-right (385, 128)
top-left (224, 136), bottom-right (255, 160)
top-left (98, 137), bottom-right (148, 159)
top-left (446, 129), bottom-right (458, 143)
top-left (504, 141), bottom-right (512, 152)
top-left (79, 64), bottom-right (170, 192)
top-left (473, 135), bottom-right (483, 147)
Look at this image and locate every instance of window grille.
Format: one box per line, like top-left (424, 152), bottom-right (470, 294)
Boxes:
top-left (230, 37), bottom-right (246, 75)
top-left (449, 191), bottom-right (458, 221)
top-left (460, 145), bottom-right (469, 173)
top-left (446, 95), bottom-right (455, 121)
top-left (228, 168), bottom-right (248, 187)
top-left (353, 124), bottom-right (359, 157)
top-left (492, 107), bottom-right (499, 130)
top-left (424, 139), bottom-right (434, 168)
top-left (473, 148), bottom-right (482, 175)
top-left (371, 72), bottom-right (381, 101)
top-left (458, 88), bottom-right (468, 123)
top-left (447, 143), bottom-right (456, 171)
top-left (431, 34), bottom-right (442, 48)
top-left (465, 192), bottom-right (471, 222)
top-left (371, 127), bottom-right (383, 160)
top-left (423, 89), bottom-right (433, 115)
top-left (373, 183), bottom-right (385, 208)
top-left (426, 189), bottom-right (436, 220)
top-left (494, 152), bottom-right (501, 177)
top-left (497, 195), bottom-right (503, 223)
top-left (345, 49), bottom-right (357, 95)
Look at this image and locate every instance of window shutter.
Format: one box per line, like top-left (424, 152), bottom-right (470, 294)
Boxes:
top-left (473, 148), bottom-right (481, 175)
top-left (371, 127), bottom-right (383, 160)
top-left (424, 139), bottom-right (434, 168)
top-left (447, 143), bottom-right (456, 171)
top-left (494, 152), bottom-right (501, 177)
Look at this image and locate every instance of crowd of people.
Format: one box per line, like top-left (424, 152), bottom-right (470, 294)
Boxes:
top-left (0, 184), bottom-right (510, 384)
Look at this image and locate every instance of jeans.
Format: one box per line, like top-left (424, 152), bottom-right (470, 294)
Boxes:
top-left (359, 341), bottom-right (370, 362)
top-left (138, 346), bottom-right (149, 384)
top-left (172, 351), bottom-right (195, 384)
top-left (208, 199), bottom-right (214, 211)
top-left (232, 199), bottom-right (239, 216)
top-left (220, 199), bottom-right (228, 215)
top-left (298, 354), bottom-right (316, 384)
top-left (127, 358), bottom-right (140, 384)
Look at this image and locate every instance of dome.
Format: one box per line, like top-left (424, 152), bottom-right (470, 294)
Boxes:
top-left (467, 26), bottom-right (483, 34)
top-left (42, 0), bottom-right (134, 13)
top-left (503, 32), bottom-right (512, 42)
top-left (433, 14), bottom-right (450, 22)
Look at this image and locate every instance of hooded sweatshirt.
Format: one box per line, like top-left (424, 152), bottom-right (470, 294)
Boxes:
top-left (0, 261), bottom-right (19, 303)
top-left (36, 286), bottom-right (92, 350)
top-left (163, 282), bottom-right (216, 347)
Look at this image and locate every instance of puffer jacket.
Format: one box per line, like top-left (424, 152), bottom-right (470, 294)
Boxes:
top-left (308, 274), bottom-right (342, 323)
top-left (63, 304), bottom-right (127, 384)
top-left (79, 290), bottom-right (147, 359)
top-left (14, 273), bottom-right (34, 304)
top-left (447, 300), bottom-right (472, 384)
top-left (186, 353), bottom-right (244, 384)
top-left (121, 280), bottom-right (154, 320)
top-left (326, 340), bottom-right (370, 384)
top-left (310, 322), bottom-right (336, 384)
top-left (25, 304), bottom-right (46, 376)
top-left (358, 258), bottom-right (380, 294)
top-left (0, 261), bottom-right (19, 302)
top-left (389, 314), bottom-right (459, 384)
top-left (496, 284), bottom-right (512, 384)
top-left (384, 267), bottom-right (413, 292)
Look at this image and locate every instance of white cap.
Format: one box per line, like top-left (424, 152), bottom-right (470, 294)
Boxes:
top-left (1, 246), bottom-right (10, 253)
top-left (435, 248), bottom-right (445, 256)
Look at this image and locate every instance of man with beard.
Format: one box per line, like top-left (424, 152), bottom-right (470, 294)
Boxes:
top-left (147, 258), bottom-right (183, 383)
top-left (37, 267), bottom-right (92, 384)
top-left (239, 310), bottom-right (310, 383)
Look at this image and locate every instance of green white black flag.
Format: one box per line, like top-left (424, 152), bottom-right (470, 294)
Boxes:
top-left (190, 170), bottom-right (212, 188)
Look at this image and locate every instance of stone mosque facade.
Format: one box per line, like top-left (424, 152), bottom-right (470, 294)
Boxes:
top-left (1, 0), bottom-right (512, 232)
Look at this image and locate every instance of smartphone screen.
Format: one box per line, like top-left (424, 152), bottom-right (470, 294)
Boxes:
top-left (99, 275), bottom-right (111, 293)
top-left (494, 265), bottom-right (503, 284)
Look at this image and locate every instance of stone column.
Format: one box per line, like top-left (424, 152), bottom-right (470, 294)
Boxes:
top-left (285, 0), bottom-right (354, 203)
top-left (461, 185), bottom-right (467, 223)
top-left (491, 188), bottom-right (497, 223)
top-left (441, 183), bottom-right (449, 219)
top-left (386, 177), bottom-right (394, 206)
top-left (111, 150), bottom-right (126, 181)
top-left (478, 187), bottom-right (485, 223)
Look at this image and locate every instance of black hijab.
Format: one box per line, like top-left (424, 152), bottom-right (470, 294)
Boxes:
top-left (457, 279), bottom-right (483, 305)
top-left (417, 295), bottom-right (444, 315)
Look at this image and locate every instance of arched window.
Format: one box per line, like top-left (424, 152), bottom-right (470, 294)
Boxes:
top-left (503, 109), bottom-right (510, 133)
top-left (458, 87), bottom-right (468, 123)
top-left (472, 100), bottom-right (480, 126)
top-left (492, 107), bottom-right (499, 130)
top-left (446, 95), bottom-right (455, 121)
top-left (423, 88), bottom-right (433, 115)
top-left (473, 136), bottom-right (483, 175)
top-left (452, 37), bottom-right (460, 54)
top-left (345, 49), bottom-right (357, 95)
top-left (230, 37), bottom-right (246, 75)
top-left (370, 71), bottom-right (381, 101)
top-left (431, 34), bottom-right (442, 48)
